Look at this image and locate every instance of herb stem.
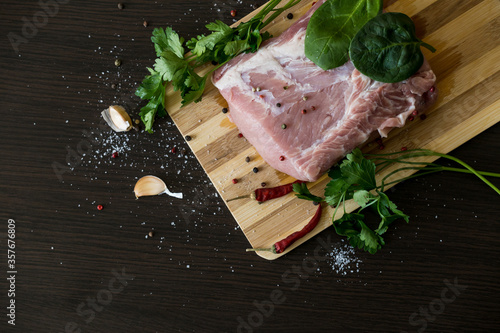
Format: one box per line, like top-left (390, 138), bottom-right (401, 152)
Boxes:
top-left (421, 41), bottom-right (437, 53)
top-left (432, 152), bottom-right (500, 195)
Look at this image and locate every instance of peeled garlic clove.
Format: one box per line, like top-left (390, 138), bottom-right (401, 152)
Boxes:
top-left (134, 176), bottom-right (183, 199)
top-left (102, 105), bottom-right (133, 132)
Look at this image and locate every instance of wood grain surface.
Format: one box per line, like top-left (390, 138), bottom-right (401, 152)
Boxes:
top-left (0, 0), bottom-right (499, 332)
top-left (167, 0), bottom-right (500, 259)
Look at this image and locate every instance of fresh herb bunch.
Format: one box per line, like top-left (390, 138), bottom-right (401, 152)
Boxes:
top-left (293, 148), bottom-right (500, 254)
top-left (135, 0), bottom-right (302, 133)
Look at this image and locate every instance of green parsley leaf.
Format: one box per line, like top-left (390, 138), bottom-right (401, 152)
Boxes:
top-left (340, 149), bottom-right (376, 190)
top-left (193, 21), bottom-right (233, 56)
top-left (353, 190), bottom-right (372, 207)
top-left (135, 71), bottom-right (162, 100)
top-left (293, 183), bottom-right (324, 203)
top-left (151, 27), bottom-right (185, 58)
top-left (332, 212), bottom-right (384, 254)
top-left (154, 51), bottom-right (187, 82)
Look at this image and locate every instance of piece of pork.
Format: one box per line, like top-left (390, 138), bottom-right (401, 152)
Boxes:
top-left (212, 2), bottom-right (438, 182)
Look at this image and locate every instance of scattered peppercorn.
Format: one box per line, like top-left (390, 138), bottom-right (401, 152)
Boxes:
top-left (143, 20), bottom-right (148, 27)
top-left (256, 87), bottom-right (261, 91)
top-left (379, 145), bottom-right (385, 150)
top-left (134, 119), bottom-right (140, 124)
top-left (287, 13), bottom-right (294, 19)
top-left (401, 146), bottom-right (408, 151)
top-left (232, 178), bottom-right (238, 184)
top-left (185, 135), bottom-right (192, 141)
top-left (283, 86), bottom-right (288, 90)
top-left (408, 116), bottom-right (415, 121)
top-left (222, 107), bottom-right (228, 114)
top-left (281, 124), bottom-right (287, 129)
top-left (420, 114), bottom-right (427, 120)
top-left (230, 9), bottom-right (237, 17)
top-left (111, 83), bottom-right (116, 89)
top-left (253, 167), bottom-right (259, 173)
top-left (171, 147), bottom-right (177, 153)
top-left (238, 133), bottom-right (243, 138)
top-left (245, 156), bottom-right (250, 163)
top-left (114, 59), bottom-right (122, 67)
top-left (97, 205), bottom-right (103, 210)
top-left (301, 109), bottom-right (307, 114)
top-left (261, 182), bottom-right (267, 187)
top-left (412, 110), bottom-right (418, 116)
top-left (430, 86), bottom-right (435, 93)
top-left (118, 3), bottom-right (124, 10)
top-left (148, 231), bottom-right (154, 237)
top-left (279, 155), bottom-right (285, 161)
top-left (259, 95), bottom-right (264, 99)
top-left (311, 106), bottom-right (316, 110)
top-left (276, 103), bottom-right (281, 107)
top-left (211, 60), bottom-right (218, 65)
top-left (112, 152), bottom-right (118, 158)
top-left (313, 201), bottom-right (319, 206)
top-left (303, 96), bottom-right (308, 101)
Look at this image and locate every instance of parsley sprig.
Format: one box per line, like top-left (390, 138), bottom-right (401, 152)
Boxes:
top-left (294, 148), bottom-right (500, 254)
top-left (135, 0), bottom-right (302, 133)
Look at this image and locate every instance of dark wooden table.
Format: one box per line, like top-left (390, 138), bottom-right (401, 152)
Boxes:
top-left (1, 1), bottom-right (499, 332)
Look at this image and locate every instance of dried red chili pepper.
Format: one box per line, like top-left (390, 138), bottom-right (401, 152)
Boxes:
top-left (227, 180), bottom-right (305, 203)
top-left (247, 204), bottom-right (322, 254)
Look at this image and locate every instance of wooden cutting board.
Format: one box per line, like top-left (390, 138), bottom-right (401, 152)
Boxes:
top-left (165, 0), bottom-right (500, 259)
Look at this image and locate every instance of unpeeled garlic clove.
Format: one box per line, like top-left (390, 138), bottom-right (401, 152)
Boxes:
top-left (134, 176), bottom-right (183, 199)
top-left (102, 105), bottom-right (133, 132)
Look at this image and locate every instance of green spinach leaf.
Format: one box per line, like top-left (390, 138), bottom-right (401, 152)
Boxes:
top-left (349, 12), bottom-right (436, 83)
top-left (305, 0), bottom-right (383, 70)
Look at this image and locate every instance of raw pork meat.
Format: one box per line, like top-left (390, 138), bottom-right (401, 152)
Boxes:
top-left (212, 2), bottom-right (438, 182)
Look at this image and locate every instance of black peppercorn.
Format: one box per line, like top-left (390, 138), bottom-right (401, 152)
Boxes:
top-left (287, 13), bottom-right (293, 19)
top-left (276, 103), bottom-right (281, 107)
top-left (252, 167), bottom-right (259, 173)
top-left (261, 182), bottom-right (266, 187)
top-left (245, 156), bottom-right (250, 163)
top-left (222, 107), bottom-right (228, 114)
top-left (118, 3), bottom-right (124, 10)
top-left (185, 135), bottom-right (192, 141)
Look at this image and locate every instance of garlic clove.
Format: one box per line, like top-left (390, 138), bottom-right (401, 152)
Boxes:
top-left (134, 176), bottom-right (183, 199)
top-left (102, 105), bottom-right (133, 132)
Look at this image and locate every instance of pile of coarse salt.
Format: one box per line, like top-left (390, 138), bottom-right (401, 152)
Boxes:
top-left (324, 242), bottom-right (362, 276)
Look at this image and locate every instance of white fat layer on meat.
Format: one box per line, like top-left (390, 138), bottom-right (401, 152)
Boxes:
top-left (215, 28), bottom-right (322, 117)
